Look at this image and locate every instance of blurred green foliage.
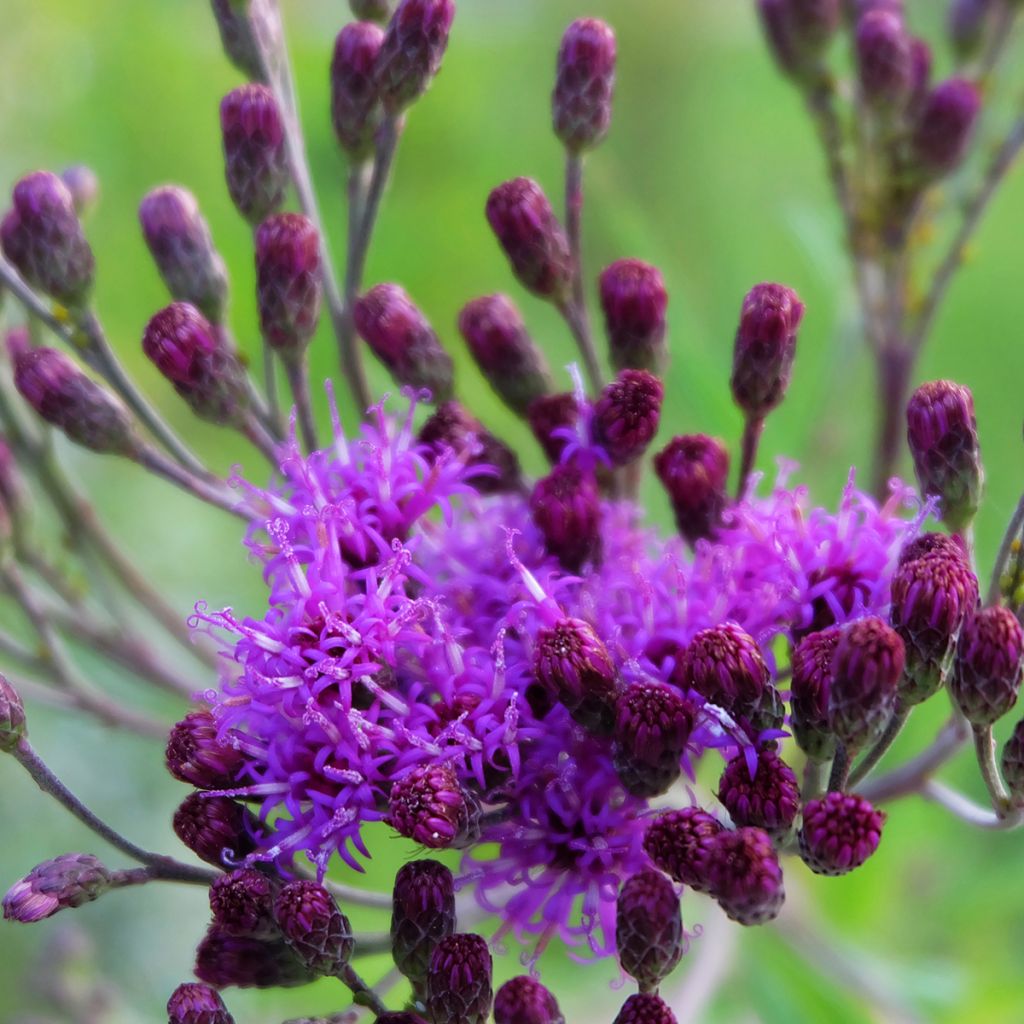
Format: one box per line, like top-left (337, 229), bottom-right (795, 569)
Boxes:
top-left (2, 1), bottom-right (1024, 1021)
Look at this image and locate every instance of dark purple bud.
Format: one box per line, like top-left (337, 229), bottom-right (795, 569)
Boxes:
top-left (592, 369), bottom-right (664, 467)
top-left (419, 401), bottom-right (521, 494)
top-left (331, 22), bottom-right (386, 161)
top-left (705, 826), bottom-right (785, 926)
top-left (599, 259), bottom-right (669, 374)
top-left (552, 18), bottom-right (616, 153)
top-left (613, 681), bottom-right (694, 798)
top-left (220, 84), bottom-right (288, 225)
top-left (354, 283), bottom-right (454, 401)
top-left (911, 78), bottom-right (981, 178)
top-left (1001, 719), bottom-right (1024, 802)
top-left (856, 11), bottom-right (913, 110)
top-left (0, 673), bottom-right (27, 754)
top-left (494, 976), bottom-right (564, 1024)
top-left (425, 933), bottom-right (493, 1024)
top-left (167, 982), bottom-right (235, 1024)
top-left (209, 868), bottom-right (275, 937)
top-left (139, 186), bottom-right (229, 323)
top-left (906, 379), bottom-right (983, 532)
top-left (718, 749), bottom-right (800, 839)
top-left (757, 0), bottom-right (801, 77)
top-left (390, 859), bottom-right (456, 985)
top-left (209, 0), bottom-right (282, 82)
top-left (194, 927), bottom-right (313, 989)
top-left (274, 880), bottom-right (354, 976)
top-left (948, 0), bottom-right (996, 60)
top-left (60, 165), bottom-right (100, 219)
top-left (389, 761), bottom-right (475, 849)
top-left (166, 710), bottom-right (244, 790)
top-left (486, 178), bottom-right (573, 301)
top-left (898, 531), bottom-right (967, 567)
top-left (829, 617), bottom-right (905, 750)
top-left (784, 0), bottom-right (842, 57)
top-left (172, 793), bottom-right (258, 868)
top-left (730, 282), bottom-right (804, 421)
top-left (530, 463), bottom-right (601, 573)
top-left (799, 791), bottom-right (886, 875)
top-left (654, 434), bottom-right (730, 546)
top-left (534, 616), bottom-right (618, 735)
top-left (13, 347), bottom-right (136, 455)
top-left (678, 622), bottom-right (770, 713)
top-left (1, 171), bottom-right (94, 308)
top-left (375, 0), bottom-right (455, 114)
top-left (643, 807), bottom-right (723, 892)
top-left (2, 854), bottom-right (112, 923)
top-left (351, 0), bottom-right (393, 21)
top-left (951, 606), bottom-right (1024, 727)
top-left (143, 304), bottom-right (249, 427)
top-left (458, 294), bottom-right (552, 415)
top-left (527, 392), bottom-right (579, 464)
top-left (255, 212), bottom-right (321, 358)
top-left (891, 549), bottom-right (979, 705)
top-left (615, 870), bottom-right (684, 993)
top-left (613, 994), bottom-right (679, 1024)
top-left (790, 627), bottom-right (840, 762)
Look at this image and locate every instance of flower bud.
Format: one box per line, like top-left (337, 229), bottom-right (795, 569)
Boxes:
top-left (653, 434), bottom-right (730, 546)
top-left (494, 976), bottom-right (564, 1024)
top-left (60, 165), bottom-right (100, 219)
top-left (829, 617), bottom-right (905, 751)
top-left (552, 19), bottom-right (616, 153)
top-left (209, 0), bottom-right (283, 82)
top-left (194, 927), bottom-right (313, 989)
top-left (799, 791), bottom-right (885, 875)
top-left (951, 606), bottom-right (1024, 727)
top-left (530, 463), bottom-right (601, 573)
top-left (599, 259), bottom-right (669, 374)
top-left (757, 0), bottom-right (801, 77)
top-left (856, 11), bottom-right (913, 110)
top-left (534, 616), bottom-right (618, 735)
top-left (220, 84), bottom-right (289, 225)
top-left (166, 710), bottom-right (244, 790)
top-left (172, 793), bottom-right (258, 868)
top-left (911, 78), bottom-right (981, 179)
top-left (0, 673), bottom-right (27, 753)
top-left (351, 0), bottom-right (393, 20)
top-left (613, 994), bottom-right (679, 1024)
top-left (613, 681), bottom-right (694, 797)
top-left (486, 178), bottom-right (572, 301)
top-left (678, 622), bottom-right (770, 714)
top-left (897, 531), bottom-right (967, 567)
top-left (331, 22), bottom-right (386, 162)
top-left (1001, 719), bottom-right (1024, 802)
top-left (143, 304), bottom-right (249, 427)
top-left (1, 171), bottom-right (94, 308)
top-left (209, 868), bottom-right (275, 937)
top-left (375, 0), bottom-right (455, 114)
top-left (643, 807), bottom-right (723, 892)
top-left (354, 283), bottom-right (454, 401)
top-left (592, 370), bottom-right (664, 467)
top-left (705, 826), bottom-right (785, 926)
top-left (730, 282), bottom-right (803, 421)
top-left (458, 295), bottom-right (552, 415)
top-left (616, 870), bottom-right (684, 993)
top-left (2, 854), bottom-right (112, 923)
top-left (906, 380), bottom-right (983, 532)
top-left (948, 0), bottom-right (996, 60)
top-left (256, 213), bottom-right (321, 358)
top-left (790, 627), bottom-right (840, 762)
top-left (389, 761), bottom-right (475, 849)
top-left (890, 549), bottom-right (978, 705)
top-left (718, 748), bottom-right (800, 839)
top-left (419, 401), bottom-right (521, 494)
top-left (785, 0), bottom-right (842, 58)
top-left (167, 982), bottom-right (236, 1024)
top-left (391, 859), bottom-right (456, 986)
top-left (13, 347), bottom-right (137, 456)
top-left (527, 392), bottom-right (579, 464)
top-left (425, 933), bottom-right (493, 1024)
top-left (275, 880), bottom-right (354, 976)
top-left (139, 186), bottom-right (229, 323)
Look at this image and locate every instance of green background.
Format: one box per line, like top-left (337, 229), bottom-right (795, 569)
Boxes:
top-left (1, 1), bottom-right (1023, 1021)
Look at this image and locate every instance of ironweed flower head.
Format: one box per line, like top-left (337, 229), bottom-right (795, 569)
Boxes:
top-left (799, 791), bottom-right (886, 875)
top-left (599, 258), bottom-right (669, 373)
top-left (948, 0), bottom-right (996, 60)
top-left (419, 401), bottom-right (521, 494)
top-left (911, 78), bottom-right (981, 179)
top-left (426, 932), bottom-right (493, 1024)
top-left (643, 807), bottom-right (723, 892)
top-left (592, 369), bottom-right (664, 467)
top-left (167, 982), bottom-right (235, 1024)
top-left (615, 870), bottom-right (684, 993)
top-left (705, 826), bottom-right (785, 926)
top-left (332, 22), bottom-right (386, 161)
top-left (376, 0), bottom-right (456, 114)
top-left (0, 673), bottom-right (27, 754)
top-left (274, 880), bottom-right (354, 976)
top-left (654, 434), bottom-right (730, 546)
top-left (391, 860), bottom-right (456, 985)
top-left (494, 976), bottom-right (564, 1024)
top-left (552, 18), bottom-right (617, 153)
top-left (2, 854), bottom-right (112, 923)
top-left (220, 84), bottom-right (288, 225)
top-left (718, 748), bottom-right (800, 839)
top-left (951, 606), bottom-right (1024, 727)
top-left (166, 709), bottom-right (244, 789)
top-left (613, 993), bottom-right (679, 1024)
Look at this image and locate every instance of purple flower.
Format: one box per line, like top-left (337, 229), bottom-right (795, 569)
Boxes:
top-left (332, 22), bottom-right (386, 161)
top-left (615, 870), bottom-right (685, 993)
top-left (552, 19), bottom-right (617, 153)
top-left (167, 982), bottom-right (235, 1024)
top-left (599, 259), bottom-right (669, 374)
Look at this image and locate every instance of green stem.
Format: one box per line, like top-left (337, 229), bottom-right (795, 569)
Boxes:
top-left (974, 725), bottom-right (1012, 816)
top-left (563, 152), bottom-right (602, 396)
top-left (828, 742), bottom-right (851, 792)
top-left (848, 705), bottom-right (908, 789)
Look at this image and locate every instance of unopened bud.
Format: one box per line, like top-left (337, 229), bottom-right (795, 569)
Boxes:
top-left (599, 259), bottom-right (668, 374)
top-left (613, 681), bottom-right (694, 797)
top-left (331, 22), bottom-right (386, 161)
top-left (911, 78), bottom-right (981, 179)
top-left (166, 709), bottom-right (244, 790)
top-left (494, 976), bottom-right (564, 1024)
top-left (0, 674), bottom-right (27, 753)
top-left (2, 854), bottom-right (112, 923)
top-left (643, 807), bottom-right (723, 892)
top-left (139, 186), bottom-right (229, 323)
top-left (275, 880), bottom-right (354, 976)
top-left (653, 434), bottom-right (730, 546)
top-left (209, 0), bottom-right (282, 83)
top-left (426, 933), bottom-right (494, 1024)
top-left (220, 84), bottom-right (288, 225)
top-left (419, 401), bottom-right (521, 494)
top-left (785, 0), bottom-right (842, 58)
top-left (790, 627), bottom-right (840, 762)
top-left (1001, 719), bottom-right (1024, 802)
top-left (389, 762), bottom-right (476, 849)
top-left (167, 982), bottom-right (235, 1024)
top-left (1, 171), bottom-right (94, 308)
top-left (718, 748), bottom-right (800, 840)
top-left (194, 927), bottom-right (313, 989)
top-left (527, 392), bottom-right (579, 464)
top-left (552, 18), bottom-right (616, 153)
top-left (530, 463), bottom-right (602, 572)
top-left (951, 606), bottom-right (1024, 727)
top-left (256, 213), bottom-right (321, 358)
top-left (616, 870), bottom-right (684, 993)
top-left (856, 11), bottom-right (913, 110)
top-left (799, 791), bottom-right (885, 875)
top-left (614, 994), bottom-right (678, 1024)
top-left (705, 826), bottom-right (785, 926)
top-left (376, 0), bottom-right (456, 114)
top-left (172, 793), bottom-right (258, 868)
top-left (391, 859), bottom-right (456, 986)
top-left (60, 165), bottom-right (100, 219)
top-left (757, 0), bottom-right (801, 77)
top-left (679, 621), bottom-right (770, 715)
top-left (592, 369), bottom-right (664, 466)
top-left (209, 868), bottom-right (275, 937)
